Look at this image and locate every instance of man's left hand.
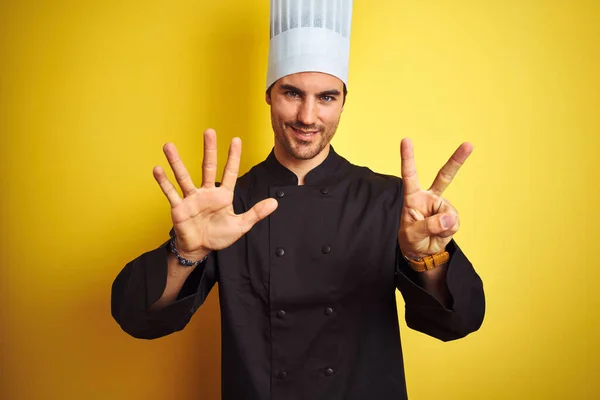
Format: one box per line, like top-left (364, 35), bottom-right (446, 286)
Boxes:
top-left (398, 138), bottom-right (473, 259)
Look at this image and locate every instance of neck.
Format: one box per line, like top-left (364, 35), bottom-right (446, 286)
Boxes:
top-left (273, 144), bottom-right (331, 185)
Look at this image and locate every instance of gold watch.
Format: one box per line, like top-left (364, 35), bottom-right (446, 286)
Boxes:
top-left (403, 251), bottom-right (450, 272)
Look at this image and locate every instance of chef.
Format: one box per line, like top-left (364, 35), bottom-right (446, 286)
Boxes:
top-left (111, 1), bottom-right (485, 399)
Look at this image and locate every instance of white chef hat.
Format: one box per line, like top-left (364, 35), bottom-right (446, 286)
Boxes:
top-left (266, 0), bottom-right (354, 90)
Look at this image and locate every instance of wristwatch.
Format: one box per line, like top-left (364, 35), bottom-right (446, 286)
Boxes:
top-left (169, 235), bottom-right (209, 267)
top-left (402, 251), bottom-right (450, 272)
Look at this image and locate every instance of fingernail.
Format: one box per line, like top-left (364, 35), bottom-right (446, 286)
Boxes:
top-left (441, 215), bottom-right (454, 229)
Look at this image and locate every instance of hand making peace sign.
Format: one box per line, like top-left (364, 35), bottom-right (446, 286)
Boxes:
top-left (398, 138), bottom-right (473, 259)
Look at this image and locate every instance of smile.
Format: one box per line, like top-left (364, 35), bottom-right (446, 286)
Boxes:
top-left (291, 127), bottom-right (319, 139)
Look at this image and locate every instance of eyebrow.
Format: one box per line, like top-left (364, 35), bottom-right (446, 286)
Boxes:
top-left (279, 84), bottom-right (341, 97)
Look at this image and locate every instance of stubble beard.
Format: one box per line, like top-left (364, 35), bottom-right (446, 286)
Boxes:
top-left (274, 119), bottom-right (340, 161)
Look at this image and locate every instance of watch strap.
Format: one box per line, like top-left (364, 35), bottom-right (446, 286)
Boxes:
top-left (403, 251), bottom-right (450, 272)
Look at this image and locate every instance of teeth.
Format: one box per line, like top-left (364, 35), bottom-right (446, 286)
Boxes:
top-left (291, 127), bottom-right (317, 137)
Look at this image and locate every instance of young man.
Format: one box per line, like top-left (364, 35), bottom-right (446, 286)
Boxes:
top-left (111, 1), bottom-right (485, 399)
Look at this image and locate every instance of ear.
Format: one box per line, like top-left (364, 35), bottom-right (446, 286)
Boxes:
top-left (265, 91), bottom-right (272, 105)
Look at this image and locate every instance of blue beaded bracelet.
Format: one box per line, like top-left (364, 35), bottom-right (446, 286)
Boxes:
top-left (169, 235), bottom-right (209, 267)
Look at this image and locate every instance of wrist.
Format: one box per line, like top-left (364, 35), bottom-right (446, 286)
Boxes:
top-left (169, 236), bottom-right (210, 266)
top-left (401, 250), bottom-right (422, 261)
top-left (400, 248), bottom-right (450, 273)
top-left (399, 244), bottom-right (448, 260)
top-left (175, 238), bottom-right (210, 260)
top-left (399, 247), bottom-right (428, 260)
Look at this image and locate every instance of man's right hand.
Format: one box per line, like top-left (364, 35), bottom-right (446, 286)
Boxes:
top-left (152, 128), bottom-right (278, 262)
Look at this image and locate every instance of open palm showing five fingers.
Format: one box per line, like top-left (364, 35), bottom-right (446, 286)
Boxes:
top-left (152, 129), bottom-right (278, 261)
top-left (398, 138), bottom-right (473, 258)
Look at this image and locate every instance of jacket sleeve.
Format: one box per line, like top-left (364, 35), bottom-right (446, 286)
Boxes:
top-left (111, 237), bottom-right (218, 340)
top-left (395, 239), bottom-right (485, 342)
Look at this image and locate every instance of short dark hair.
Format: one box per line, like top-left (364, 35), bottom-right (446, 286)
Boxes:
top-left (266, 82), bottom-right (348, 105)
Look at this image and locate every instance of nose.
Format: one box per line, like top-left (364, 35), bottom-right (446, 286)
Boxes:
top-left (296, 98), bottom-right (318, 127)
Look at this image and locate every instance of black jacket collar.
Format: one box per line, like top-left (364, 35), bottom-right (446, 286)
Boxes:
top-left (263, 146), bottom-right (349, 186)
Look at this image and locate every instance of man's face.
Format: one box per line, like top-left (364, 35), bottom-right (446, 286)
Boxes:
top-left (266, 72), bottom-right (345, 161)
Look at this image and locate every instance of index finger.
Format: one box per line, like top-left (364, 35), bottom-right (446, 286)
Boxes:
top-left (401, 138), bottom-right (421, 196)
top-left (429, 142), bottom-right (473, 195)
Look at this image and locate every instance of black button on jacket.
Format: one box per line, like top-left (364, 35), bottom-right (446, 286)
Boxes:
top-left (111, 148), bottom-right (485, 400)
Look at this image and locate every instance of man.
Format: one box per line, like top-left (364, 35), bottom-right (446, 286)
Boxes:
top-left (111, 1), bottom-right (485, 399)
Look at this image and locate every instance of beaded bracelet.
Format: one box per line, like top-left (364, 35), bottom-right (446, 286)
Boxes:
top-left (169, 235), bottom-right (209, 267)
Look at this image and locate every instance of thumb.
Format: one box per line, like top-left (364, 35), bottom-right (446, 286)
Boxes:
top-left (240, 198), bottom-right (279, 232)
top-left (412, 214), bottom-right (456, 238)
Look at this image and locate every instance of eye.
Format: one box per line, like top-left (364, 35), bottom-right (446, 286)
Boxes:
top-left (285, 91), bottom-right (300, 98)
top-left (320, 95), bottom-right (335, 102)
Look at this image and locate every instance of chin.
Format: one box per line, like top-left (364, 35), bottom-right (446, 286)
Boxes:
top-left (290, 142), bottom-right (327, 160)
top-left (275, 126), bottom-right (332, 160)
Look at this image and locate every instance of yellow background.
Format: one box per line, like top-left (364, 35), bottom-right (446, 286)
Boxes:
top-left (1, 1), bottom-right (598, 399)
